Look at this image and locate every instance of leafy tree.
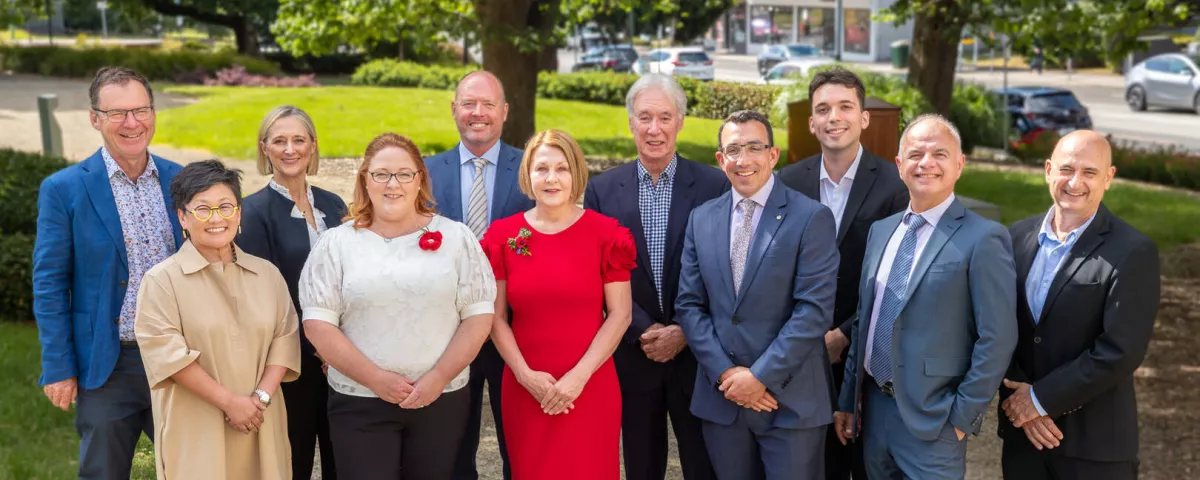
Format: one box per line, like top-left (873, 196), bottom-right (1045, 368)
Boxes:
top-left (132, 0), bottom-right (278, 55)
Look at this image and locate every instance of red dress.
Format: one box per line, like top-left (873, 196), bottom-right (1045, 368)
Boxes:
top-left (481, 210), bottom-right (636, 480)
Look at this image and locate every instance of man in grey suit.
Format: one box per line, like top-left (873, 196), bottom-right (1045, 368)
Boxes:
top-left (425, 70), bottom-right (534, 480)
top-left (835, 114), bottom-right (1018, 479)
top-left (676, 110), bottom-right (840, 479)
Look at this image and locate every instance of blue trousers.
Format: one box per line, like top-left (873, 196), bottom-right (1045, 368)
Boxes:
top-left (75, 346), bottom-right (154, 480)
top-left (862, 381), bottom-right (967, 480)
top-left (701, 407), bottom-right (825, 480)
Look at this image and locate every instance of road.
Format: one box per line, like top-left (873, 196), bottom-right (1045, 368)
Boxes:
top-left (557, 48), bottom-right (1200, 152)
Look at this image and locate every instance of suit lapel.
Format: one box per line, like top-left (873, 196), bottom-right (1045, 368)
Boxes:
top-left (734, 184), bottom-right (787, 311)
top-left (82, 152), bottom-right (128, 268)
top-left (713, 192), bottom-right (735, 299)
top-left (1038, 206), bottom-right (1110, 324)
top-left (617, 165), bottom-right (655, 290)
top-left (1015, 219), bottom-right (1040, 324)
top-left (838, 154), bottom-right (878, 245)
top-left (315, 191), bottom-right (343, 230)
top-left (796, 158), bottom-right (821, 200)
top-left (902, 199), bottom-right (965, 304)
top-left (665, 158), bottom-right (695, 272)
top-left (490, 143), bottom-right (519, 221)
top-left (439, 150), bottom-right (464, 221)
top-left (861, 213), bottom-right (900, 308)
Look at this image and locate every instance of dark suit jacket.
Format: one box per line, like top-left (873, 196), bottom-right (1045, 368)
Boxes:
top-left (777, 149), bottom-right (909, 345)
top-left (999, 204), bottom-right (1160, 462)
top-left (583, 157), bottom-right (729, 390)
top-left (425, 141), bottom-right (534, 224)
top-left (236, 185), bottom-right (348, 355)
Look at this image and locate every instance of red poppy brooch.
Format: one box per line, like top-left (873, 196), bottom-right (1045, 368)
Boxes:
top-left (419, 229), bottom-right (443, 251)
top-left (507, 227), bottom-right (532, 256)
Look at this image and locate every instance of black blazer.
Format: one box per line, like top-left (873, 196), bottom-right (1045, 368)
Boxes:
top-left (999, 204), bottom-right (1160, 462)
top-left (236, 185), bottom-right (348, 355)
top-left (777, 149), bottom-right (908, 347)
top-left (584, 157), bottom-right (729, 389)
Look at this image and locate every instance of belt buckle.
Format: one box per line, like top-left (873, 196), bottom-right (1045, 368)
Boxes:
top-left (881, 381), bottom-right (895, 398)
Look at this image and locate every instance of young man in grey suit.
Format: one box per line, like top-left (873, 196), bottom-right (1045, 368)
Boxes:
top-left (777, 68), bottom-right (908, 480)
top-left (999, 130), bottom-right (1159, 480)
top-left (676, 110), bottom-right (840, 479)
top-left (835, 114), bottom-right (1018, 479)
top-left (425, 71), bottom-right (534, 480)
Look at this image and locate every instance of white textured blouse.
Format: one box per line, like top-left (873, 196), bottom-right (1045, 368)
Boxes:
top-left (298, 215), bottom-right (497, 397)
top-left (267, 179), bottom-right (328, 248)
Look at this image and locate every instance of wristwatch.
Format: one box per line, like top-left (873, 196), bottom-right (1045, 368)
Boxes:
top-left (253, 389), bottom-right (272, 407)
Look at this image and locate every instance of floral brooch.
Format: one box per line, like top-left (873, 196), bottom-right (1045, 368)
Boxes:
top-left (507, 227), bottom-right (532, 256)
top-left (418, 228), bottom-right (443, 251)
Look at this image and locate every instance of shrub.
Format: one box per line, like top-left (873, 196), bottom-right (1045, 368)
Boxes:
top-left (0, 233), bottom-right (35, 323)
top-left (1110, 141), bottom-right (1200, 191)
top-left (0, 45), bottom-right (279, 81)
top-left (351, 59), bottom-right (477, 90)
top-left (1010, 130), bottom-right (1061, 165)
top-left (199, 65), bottom-right (320, 87)
top-left (0, 148), bottom-right (71, 236)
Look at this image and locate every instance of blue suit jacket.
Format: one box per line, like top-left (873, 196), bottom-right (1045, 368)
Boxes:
top-left (838, 197), bottom-right (1018, 441)
top-left (676, 183), bottom-right (840, 429)
top-left (425, 141), bottom-right (534, 223)
top-left (33, 149), bottom-right (184, 390)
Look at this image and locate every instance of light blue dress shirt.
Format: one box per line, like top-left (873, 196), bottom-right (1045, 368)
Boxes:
top-left (458, 141), bottom-right (502, 222)
top-left (1024, 207), bottom-right (1096, 416)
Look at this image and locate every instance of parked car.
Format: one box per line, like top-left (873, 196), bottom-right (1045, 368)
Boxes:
top-left (992, 87), bottom-right (1093, 146)
top-left (571, 45), bottom-right (639, 73)
top-left (760, 58), bottom-right (837, 85)
top-left (1125, 52), bottom-right (1200, 114)
top-left (633, 48), bottom-right (714, 81)
top-left (756, 44), bottom-right (823, 75)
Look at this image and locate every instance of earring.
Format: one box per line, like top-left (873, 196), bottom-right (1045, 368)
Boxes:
top-left (183, 229), bottom-right (189, 239)
top-left (238, 225), bottom-right (242, 235)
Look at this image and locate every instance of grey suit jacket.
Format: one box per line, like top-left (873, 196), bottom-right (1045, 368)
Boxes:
top-left (838, 197), bottom-right (1018, 441)
top-left (676, 183), bottom-right (840, 429)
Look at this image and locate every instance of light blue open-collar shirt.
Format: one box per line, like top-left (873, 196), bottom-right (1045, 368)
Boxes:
top-left (457, 141), bottom-right (502, 222)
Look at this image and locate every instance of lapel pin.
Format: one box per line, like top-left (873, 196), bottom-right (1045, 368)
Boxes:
top-left (775, 215), bottom-right (782, 220)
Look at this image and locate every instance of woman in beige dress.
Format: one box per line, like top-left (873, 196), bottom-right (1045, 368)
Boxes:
top-left (135, 160), bottom-right (301, 480)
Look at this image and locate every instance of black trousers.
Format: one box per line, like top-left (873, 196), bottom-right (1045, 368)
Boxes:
top-left (283, 353), bottom-right (336, 480)
top-left (618, 345), bottom-right (715, 480)
top-left (1002, 436), bottom-right (1139, 480)
top-left (453, 340), bottom-right (510, 480)
top-left (327, 387), bottom-right (469, 479)
top-left (824, 360), bottom-right (867, 480)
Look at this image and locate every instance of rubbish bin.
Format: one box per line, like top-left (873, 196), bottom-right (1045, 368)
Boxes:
top-left (891, 40), bottom-right (910, 69)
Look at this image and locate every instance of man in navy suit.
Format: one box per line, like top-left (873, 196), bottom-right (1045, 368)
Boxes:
top-left (835, 114), bottom-right (1018, 479)
top-left (426, 70), bottom-right (534, 480)
top-left (34, 66), bottom-right (184, 479)
top-left (584, 74), bottom-right (726, 480)
top-left (676, 110), bottom-right (840, 479)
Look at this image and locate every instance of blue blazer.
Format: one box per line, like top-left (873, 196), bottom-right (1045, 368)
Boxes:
top-left (33, 149), bottom-right (184, 390)
top-left (838, 197), bottom-right (1018, 441)
top-left (675, 183), bottom-right (840, 429)
top-left (425, 141), bottom-right (534, 223)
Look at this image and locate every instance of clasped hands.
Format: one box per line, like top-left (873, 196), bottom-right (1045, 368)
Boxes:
top-left (517, 368), bottom-right (585, 416)
top-left (221, 393), bottom-right (267, 435)
top-left (640, 323), bottom-right (687, 363)
top-left (1001, 378), bottom-right (1063, 450)
top-left (719, 367), bottom-right (778, 412)
top-left (369, 368), bottom-right (449, 410)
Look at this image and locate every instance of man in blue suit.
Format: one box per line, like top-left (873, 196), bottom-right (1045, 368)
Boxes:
top-left (835, 114), bottom-right (1018, 479)
top-left (676, 110), bottom-right (840, 479)
top-left (34, 66), bottom-right (184, 479)
top-left (426, 70), bottom-right (534, 480)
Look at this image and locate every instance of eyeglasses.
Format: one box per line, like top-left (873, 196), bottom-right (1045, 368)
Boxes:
top-left (720, 142), bottom-right (771, 159)
top-left (93, 106), bottom-right (155, 123)
top-left (369, 171), bottom-right (418, 184)
top-left (186, 203), bottom-right (239, 221)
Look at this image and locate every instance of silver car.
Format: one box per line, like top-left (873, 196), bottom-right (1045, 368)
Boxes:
top-left (1125, 53), bottom-right (1200, 114)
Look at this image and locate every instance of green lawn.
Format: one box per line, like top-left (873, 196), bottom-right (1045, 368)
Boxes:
top-left (153, 86), bottom-right (780, 163)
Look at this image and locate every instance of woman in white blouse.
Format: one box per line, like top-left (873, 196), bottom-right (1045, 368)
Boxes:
top-left (298, 132), bottom-right (497, 479)
top-left (236, 105), bottom-right (346, 480)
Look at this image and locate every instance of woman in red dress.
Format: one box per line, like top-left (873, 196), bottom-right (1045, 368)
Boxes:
top-left (481, 129), bottom-right (635, 479)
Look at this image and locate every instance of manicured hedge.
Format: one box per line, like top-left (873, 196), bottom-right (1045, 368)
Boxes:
top-left (0, 149), bottom-right (70, 323)
top-left (0, 45), bottom-right (279, 82)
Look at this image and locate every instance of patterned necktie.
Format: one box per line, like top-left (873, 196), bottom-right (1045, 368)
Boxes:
top-left (869, 213), bottom-right (929, 386)
top-left (466, 158), bottom-right (488, 240)
top-left (731, 198), bottom-right (758, 295)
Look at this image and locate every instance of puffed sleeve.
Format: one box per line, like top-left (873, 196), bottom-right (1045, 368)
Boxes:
top-left (602, 223), bottom-right (637, 283)
top-left (266, 270), bottom-right (302, 382)
top-left (455, 224), bottom-right (497, 320)
top-left (298, 230), bottom-right (345, 326)
top-left (480, 225), bottom-right (507, 281)
top-left (135, 266), bottom-right (201, 390)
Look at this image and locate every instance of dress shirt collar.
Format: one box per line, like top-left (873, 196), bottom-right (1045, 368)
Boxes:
top-left (904, 193), bottom-right (956, 229)
top-left (1037, 207), bottom-right (1097, 247)
top-left (637, 154), bottom-right (679, 185)
top-left (177, 240), bottom-right (261, 275)
top-left (457, 141), bottom-right (502, 167)
top-left (819, 144), bottom-right (863, 184)
top-left (732, 173), bottom-right (775, 211)
top-left (102, 146), bottom-right (158, 180)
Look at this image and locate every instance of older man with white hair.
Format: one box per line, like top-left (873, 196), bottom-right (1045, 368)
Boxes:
top-left (584, 74), bottom-right (727, 480)
top-left (834, 114), bottom-right (1019, 479)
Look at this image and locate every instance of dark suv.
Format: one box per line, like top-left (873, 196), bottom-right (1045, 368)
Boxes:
top-left (571, 45), bottom-right (639, 73)
top-left (992, 87), bottom-right (1093, 142)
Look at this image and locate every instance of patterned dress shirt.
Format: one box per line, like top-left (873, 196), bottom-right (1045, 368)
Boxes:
top-left (637, 155), bottom-right (677, 310)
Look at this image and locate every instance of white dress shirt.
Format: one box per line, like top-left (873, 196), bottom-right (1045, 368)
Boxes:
top-left (728, 175), bottom-right (776, 257)
top-left (864, 193), bottom-right (957, 375)
top-left (819, 145), bottom-right (863, 232)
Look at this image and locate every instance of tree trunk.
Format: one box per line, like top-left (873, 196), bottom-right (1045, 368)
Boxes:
top-left (907, 1), bottom-right (965, 115)
top-left (138, 0), bottom-right (259, 56)
top-left (474, 0), bottom-right (560, 149)
top-left (538, 43), bottom-right (558, 72)
top-left (230, 18), bottom-right (260, 57)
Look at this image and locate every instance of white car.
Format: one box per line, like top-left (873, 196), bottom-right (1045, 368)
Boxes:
top-left (760, 58), bottom-right (838, 85)
top-left (634, 47), bottom-right (715, 81)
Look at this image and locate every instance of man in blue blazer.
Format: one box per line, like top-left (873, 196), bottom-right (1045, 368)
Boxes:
top-left (425, 70), bottom-right (534, 480)
top-left (34, 67), bottom-right (184, 479)
top-left (584, 74), bottom-right (727, 480)
top-left (676, 110), bottom-right (840, 479)
top-left (835, 114), bottom-right (1018, 479)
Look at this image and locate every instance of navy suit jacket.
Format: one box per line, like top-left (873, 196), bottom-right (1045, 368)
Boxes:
top-left (838, 197), bottom-right (1018, 441)
top-left (583, 157), bottom-right (729, 390)
top-left (425, 141), bottom-right (534, 224)
top-left (236, 185), bottom-right (348, 356)
top-left (33, 149), bottom-right (184, 390)
top-left (675, 183), bottom-right (840, 429)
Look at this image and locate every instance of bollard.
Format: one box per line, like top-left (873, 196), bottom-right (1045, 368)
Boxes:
top-left (38, 94), bottom-right (64, 158)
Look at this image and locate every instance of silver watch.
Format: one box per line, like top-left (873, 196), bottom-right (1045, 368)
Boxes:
top-left (254, 389), bottom-right (271, 407)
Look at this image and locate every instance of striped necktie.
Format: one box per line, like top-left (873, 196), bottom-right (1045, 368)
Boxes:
top-left (466, 158), bottom-right (488, 239)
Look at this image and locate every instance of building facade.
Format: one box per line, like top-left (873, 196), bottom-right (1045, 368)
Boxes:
top-left (714, 0), bottom-right (913, 62)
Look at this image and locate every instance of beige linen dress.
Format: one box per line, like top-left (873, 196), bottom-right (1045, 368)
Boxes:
top-left (135, 241), bottom-right (301, 480)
